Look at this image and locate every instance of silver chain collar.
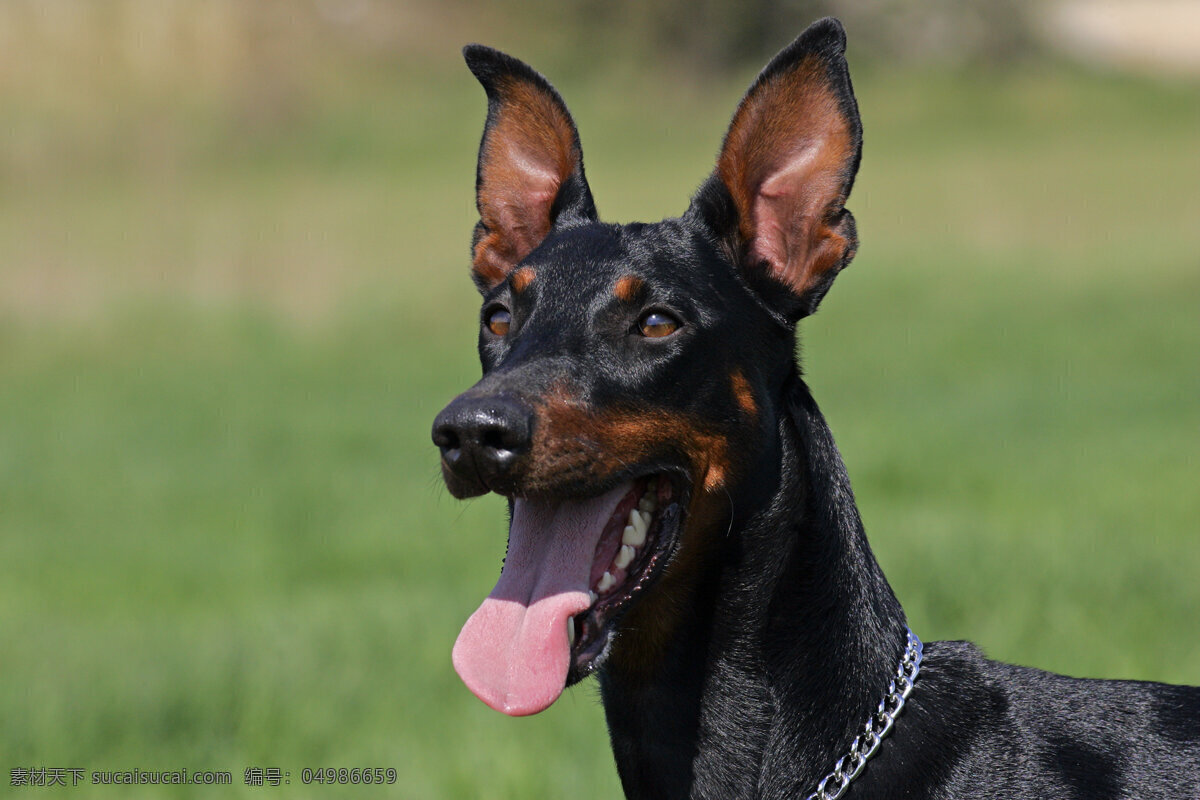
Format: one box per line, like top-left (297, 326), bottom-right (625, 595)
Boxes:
top-left (803, 629), bottom-right (923, 800)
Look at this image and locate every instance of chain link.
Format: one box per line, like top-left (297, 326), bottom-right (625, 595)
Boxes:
top-left (803, 629), bottom-right (923, 800)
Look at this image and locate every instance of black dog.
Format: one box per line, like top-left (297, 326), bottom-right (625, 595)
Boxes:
top-left (432, 18), bottom-right (1200, 799)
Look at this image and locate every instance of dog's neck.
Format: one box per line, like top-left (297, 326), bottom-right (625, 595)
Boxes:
top-left (599, 372), bottom-right (909, 799)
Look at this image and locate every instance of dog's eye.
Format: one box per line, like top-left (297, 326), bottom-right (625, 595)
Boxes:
top-left (638, 311), bottom-right (680, 338)
top-left (485, 307), bottom-right (511, 336)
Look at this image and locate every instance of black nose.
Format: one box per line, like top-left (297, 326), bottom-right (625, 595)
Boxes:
top-left (432, 394), bottom-right (533, 489)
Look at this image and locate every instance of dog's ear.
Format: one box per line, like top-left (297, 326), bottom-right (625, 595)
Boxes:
top-left (463, 45), bottom-right (597, 292)
top-left (693, 18), bottom-right (862, 319)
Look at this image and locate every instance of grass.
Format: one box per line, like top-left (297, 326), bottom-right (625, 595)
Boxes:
top-left (0, 55), bottom-right (1197, 798)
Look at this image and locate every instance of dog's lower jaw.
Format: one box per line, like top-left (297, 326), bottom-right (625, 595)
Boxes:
top-left (598, 377), bottom-right (910, 799)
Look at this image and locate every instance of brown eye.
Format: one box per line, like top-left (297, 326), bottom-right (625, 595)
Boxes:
top-left (485, 308), bottom-right (511, 336)
top-left (639, 311), bottom-right (680, 338)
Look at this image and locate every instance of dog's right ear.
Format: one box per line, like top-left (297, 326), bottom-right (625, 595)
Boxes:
top-left (463, 45), bottom-right (597, 292)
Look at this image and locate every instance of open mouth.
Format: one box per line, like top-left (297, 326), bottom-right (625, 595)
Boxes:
top-left (567, 475), bottom-right (681, 680)
top-left (452, 473), bottom-right (685, 716)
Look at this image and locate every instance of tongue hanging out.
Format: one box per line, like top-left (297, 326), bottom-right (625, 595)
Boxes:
top-left (452, 483), bottom-right (633, 716)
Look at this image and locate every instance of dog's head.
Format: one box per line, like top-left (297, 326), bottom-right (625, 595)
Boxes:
top-left (433, 18), bottom-right (862, 715)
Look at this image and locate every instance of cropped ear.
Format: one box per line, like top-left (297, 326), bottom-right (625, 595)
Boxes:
top-left (463, 45), bottom-right (597, 292)
top-left (697, 18), bottom-right (862, 319)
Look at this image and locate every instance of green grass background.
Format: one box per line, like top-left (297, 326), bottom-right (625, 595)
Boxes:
top-left (1, 20), bottom-right (1198, 799)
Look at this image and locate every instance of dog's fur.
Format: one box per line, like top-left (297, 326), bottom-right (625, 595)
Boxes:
top-left (433, 18), bottom-right (1200, 799)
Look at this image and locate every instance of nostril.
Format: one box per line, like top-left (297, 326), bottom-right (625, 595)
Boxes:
top-left (480, 426), bottom-right (513, 454)
top-left (433, 425), bottom-right (462, 453)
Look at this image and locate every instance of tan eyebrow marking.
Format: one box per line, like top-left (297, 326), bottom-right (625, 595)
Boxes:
top-left (614, 275), bottom-right (644, 302)
top-left (510, 267), bottom-right (536, 294)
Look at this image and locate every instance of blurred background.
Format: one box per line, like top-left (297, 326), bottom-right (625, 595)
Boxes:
top-left (1, 0), bottom-right (1196, 796)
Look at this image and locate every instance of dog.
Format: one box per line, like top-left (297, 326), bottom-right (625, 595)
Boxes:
top-left (431, 18), bottom-right (1200, 799)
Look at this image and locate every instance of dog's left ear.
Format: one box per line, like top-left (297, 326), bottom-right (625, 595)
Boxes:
top-left (693, 18), bottom-right (862, 319)
top-left (463, 45), bottom-right (597, 292)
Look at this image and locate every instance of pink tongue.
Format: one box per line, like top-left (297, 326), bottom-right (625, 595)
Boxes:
top-left (452, 483), bottom-right (631, 716)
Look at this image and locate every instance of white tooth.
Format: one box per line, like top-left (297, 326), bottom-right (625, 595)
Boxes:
top-left (589, 591), bottom-right (598, 605)
top-left (615, 544), bottom-right (635, 570)
top-left (622, 524), bottom-right (645, 547)
top-left (638, 496), bottom-right (656, 512)
top-left (627, 508), bottom-right (640, 527)
top-left (597, 571), bottom-right (616, 593)
top-left (632, 511), bottom-right (649, 538)
top-left (567, 619), bottom-right (576, 646)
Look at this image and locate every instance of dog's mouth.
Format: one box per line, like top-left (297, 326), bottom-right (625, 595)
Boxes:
top-left (567, 475), bottom-right (683, 684)
top-left (452, 473), bottom-right (685, 716)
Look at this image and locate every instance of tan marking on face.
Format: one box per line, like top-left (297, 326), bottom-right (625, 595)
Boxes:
top-left (614, 275), bottom-right (644, 303)
top-left (702, 462), bottom-right (725, 492)
top-left (510, 266), bottom-right (536, 294)
top-left (525, 391), bottom-right (731, 499)
top-left (730, 369), bottom-right (757, 418)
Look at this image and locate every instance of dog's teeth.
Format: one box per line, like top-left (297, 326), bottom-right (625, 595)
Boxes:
top-left (589, 590), bottom-right (598, 605)
top-left (638, 497), bottom-right (656, 512)
top-left (615, 544), bottom-right (636, 570)
top-left (622, 523), bottom-right (645, 547)
top-left (567, 619), bottom-right (576, 646)
top-left (598, 571), bottom-right (616, 593)
top-left (632, 510), bottom-right (649, 538)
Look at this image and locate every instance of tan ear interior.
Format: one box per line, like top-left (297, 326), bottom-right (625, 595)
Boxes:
top-left (716, 55), bottom-right (855, 298)
top-left (473, 77), bottom-right (580, 289)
